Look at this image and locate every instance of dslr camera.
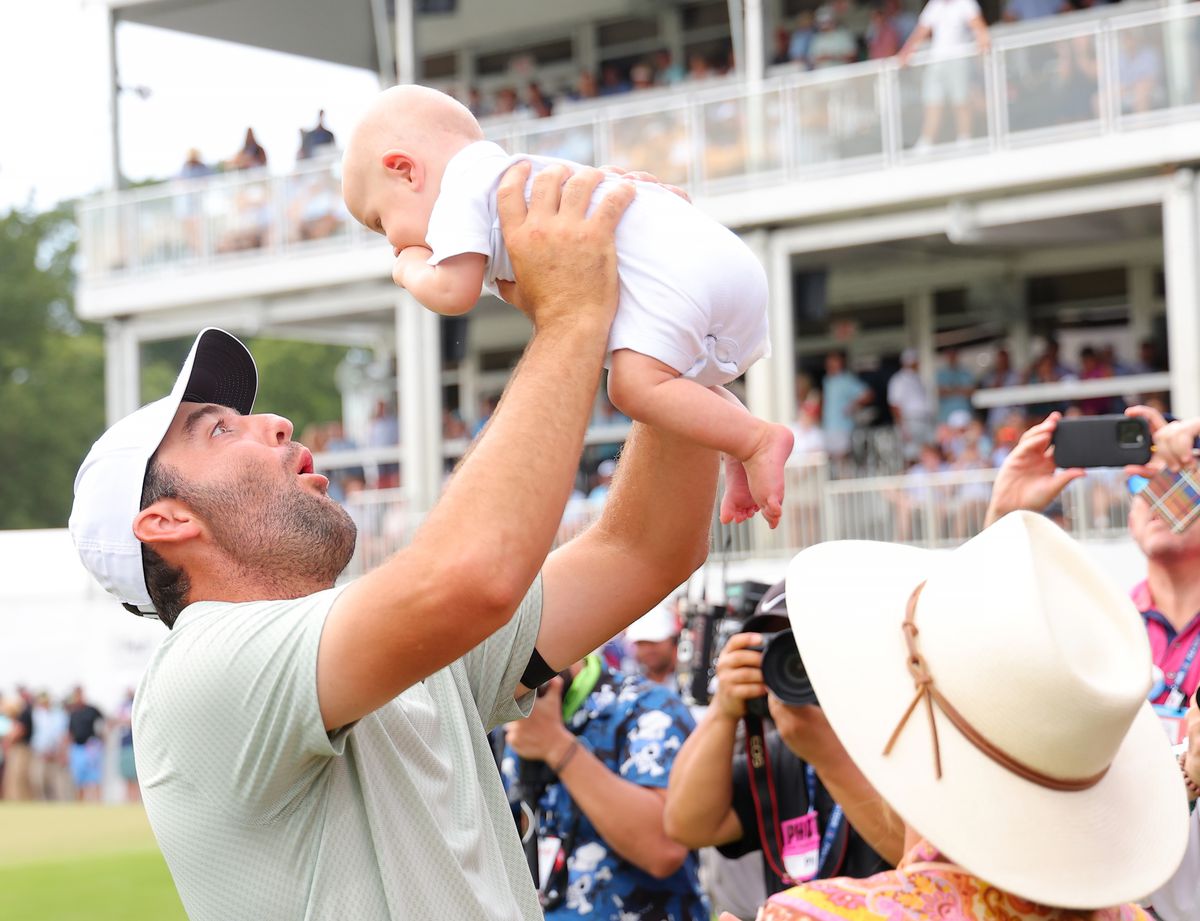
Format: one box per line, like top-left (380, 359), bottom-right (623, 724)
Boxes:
top-left (677, 580), bottom-right (818, 713)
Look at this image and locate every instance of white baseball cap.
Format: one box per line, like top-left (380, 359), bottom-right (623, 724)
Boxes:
top-left (624, 600), bottom-right (679, 643)
top-left (69, 328), bottom-right (257, 617)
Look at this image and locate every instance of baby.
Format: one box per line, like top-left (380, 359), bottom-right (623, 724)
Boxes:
top-left (342, 85), bottom-right (794, 527)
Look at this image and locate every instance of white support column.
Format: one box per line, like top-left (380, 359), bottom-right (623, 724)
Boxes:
top-left (98, 3), bottom-right (121, 190)
top-left (1163, 169), bottom-right (1200, 417)
top-left (766, 233), bottom-right (797, 427)
top-left (743, 0), bottom-right (766, 82)
top-left (397, 294), bottom-right (444, 515)
top-left (394, 0), bottom-right (417, 85)
top-left (741, 230), bottom-right (778, 423)
top-left (104, 320), bottom-right (140, 425)
top-left (906, 290), bottom-right (936, 399)
top-left (370, 0), bottom-right (397, 86)
top-left (1127, 262), bottom-right (1157, 348)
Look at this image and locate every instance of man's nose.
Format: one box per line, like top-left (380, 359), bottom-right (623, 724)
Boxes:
top-left (254, 414), bottom-right (293, 444)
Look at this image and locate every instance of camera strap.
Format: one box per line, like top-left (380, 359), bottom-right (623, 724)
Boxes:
top-left (1161, 632), bottom-right (1200, 710)
top-left (743, 713), bottom-right (845, 887)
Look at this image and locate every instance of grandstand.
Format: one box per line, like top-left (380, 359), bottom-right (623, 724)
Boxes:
top-left (75, 0), bottom-right (1200, 567)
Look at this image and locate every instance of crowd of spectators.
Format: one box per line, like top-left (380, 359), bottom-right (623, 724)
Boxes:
top-left (0, 685), bottom-right (136, 804)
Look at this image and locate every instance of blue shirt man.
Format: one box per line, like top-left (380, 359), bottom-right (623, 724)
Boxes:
top-left (936, 349), bottom-right (976, 423)
top-left (501, 660), bottom-right (707, 921)
top-left (820, 352), bottom-right (871, 459)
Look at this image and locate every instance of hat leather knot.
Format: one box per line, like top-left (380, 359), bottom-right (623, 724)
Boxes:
top-left (883, 581), bottom-right (1112, 792)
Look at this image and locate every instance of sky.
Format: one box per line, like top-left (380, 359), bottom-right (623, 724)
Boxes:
top-left (0, 0), bottom-right (382, 211)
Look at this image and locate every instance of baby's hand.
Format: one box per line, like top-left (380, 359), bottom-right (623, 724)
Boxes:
top-left (392, 245), bottom-right (434, 289)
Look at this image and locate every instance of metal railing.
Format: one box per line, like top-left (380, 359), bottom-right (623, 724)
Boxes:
top-left (77, 1), bottom-right (1200, 281)
top-left (337, 454), bottom-right (1134, 576)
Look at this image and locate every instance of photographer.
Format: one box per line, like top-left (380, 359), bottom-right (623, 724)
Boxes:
top-left (663, 586), bottom-right (900, 908)
top-left (501, 654), bottom-right (708, 920)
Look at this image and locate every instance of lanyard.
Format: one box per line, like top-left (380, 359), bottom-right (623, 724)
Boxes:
top-left (744, 714), bottom-right (846, 887)
top-left (1162, 632), bottom-right (1200, 709)
top-left (805, 764), bottom-right (845, 878)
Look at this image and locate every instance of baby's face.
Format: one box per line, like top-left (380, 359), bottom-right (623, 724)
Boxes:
top-left (353, 176), bottom-right (435, 258)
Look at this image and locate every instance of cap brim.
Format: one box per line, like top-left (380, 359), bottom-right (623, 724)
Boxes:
top-left (787, 540), bottom-right (1188, 909)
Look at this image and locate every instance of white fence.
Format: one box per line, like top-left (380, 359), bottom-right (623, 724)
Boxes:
top-left (339, 455), bottom-right (1135, 574)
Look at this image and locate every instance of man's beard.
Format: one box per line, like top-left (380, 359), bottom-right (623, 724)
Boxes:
top-left (186, 462), bottom-right (358, 594)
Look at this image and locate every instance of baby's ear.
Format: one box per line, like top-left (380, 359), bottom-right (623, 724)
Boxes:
top-left (381, 149), bottom-right (422, 189)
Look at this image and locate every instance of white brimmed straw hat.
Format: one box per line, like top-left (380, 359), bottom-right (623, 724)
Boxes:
top-left (70, 328), bottom-right (257, 617)
top-left (786, 510), bottom-right (1187, 909)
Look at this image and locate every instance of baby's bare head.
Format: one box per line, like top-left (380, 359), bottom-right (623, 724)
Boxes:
top-left (342, 85), bottom-right (483, 239)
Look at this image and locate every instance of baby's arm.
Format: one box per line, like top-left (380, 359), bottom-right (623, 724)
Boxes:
top-left (394, 247), bottom-right (487, 316)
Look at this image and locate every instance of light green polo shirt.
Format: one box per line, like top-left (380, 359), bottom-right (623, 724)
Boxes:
top-left (133, 578), bottom-right (543, 921)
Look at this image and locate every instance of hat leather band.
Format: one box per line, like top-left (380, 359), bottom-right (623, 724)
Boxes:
top-left (882, 581), bottom-right (1110, 792)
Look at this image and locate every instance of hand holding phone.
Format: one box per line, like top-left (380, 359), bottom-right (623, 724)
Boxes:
top-left (1051, 415), bottom-right (1151, 468)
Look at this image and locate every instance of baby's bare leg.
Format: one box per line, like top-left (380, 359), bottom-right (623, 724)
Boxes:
top-left (608, 349), bottom-right (794, 527)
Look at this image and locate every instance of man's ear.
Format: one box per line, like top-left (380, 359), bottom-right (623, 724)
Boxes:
top-left (133, 499), bottom-right (203, 548)
top-left (381, 148), bottom-right (424, 191)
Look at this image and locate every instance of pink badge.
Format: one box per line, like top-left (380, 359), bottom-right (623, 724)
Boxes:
top-left (780, 811), bottom-right (820, 882)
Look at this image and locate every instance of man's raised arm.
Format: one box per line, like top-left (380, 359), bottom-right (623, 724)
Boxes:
top-left (317, 165), bottom-right (634, 731)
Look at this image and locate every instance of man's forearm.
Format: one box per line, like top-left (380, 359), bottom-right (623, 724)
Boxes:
top-left (808, 748), bottom-right (904, 865)
top-left (416, 319), bottom-right (609, 602)
top-left (664, 709), bottom-right (743, 848)
top-left (557, 745), bottom-right (690, 879)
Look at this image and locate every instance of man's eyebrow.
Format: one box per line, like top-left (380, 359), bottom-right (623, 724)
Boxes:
top-left (181, 405), bottom-right (227, 440)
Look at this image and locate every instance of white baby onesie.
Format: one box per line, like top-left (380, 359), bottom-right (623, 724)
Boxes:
top-left (423, 141), bottom-right (769, 389)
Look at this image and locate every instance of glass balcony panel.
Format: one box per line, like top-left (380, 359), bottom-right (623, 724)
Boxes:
top-left (896, 52), bottom-right (988, 154)
top-left (1005, 33), bottom-right (1101, 136)
top-left (605, 107), bottom-right (690, 187)
top-left (1116, 17), bottom-right (1198, 118)
top-left (789, 72), bottom-right (885, 169)
top-left (78, 204), bottom-right (130, 277)
top-left (520, 123), bottom-right (597, 164)
top-left (699, 89), bottom-right (784, 182)
top-left (209, 176), bottom-right (273, 255)
top-left (135, 194), bottom-right (188, 268)
top-left (283, 165), bottom-right (349, 246)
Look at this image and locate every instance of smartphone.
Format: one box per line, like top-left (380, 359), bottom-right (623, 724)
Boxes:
top-left (1051, 415), bottom-right (1152, 468)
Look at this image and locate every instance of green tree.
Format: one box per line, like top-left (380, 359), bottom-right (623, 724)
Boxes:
top-left (0, 205), bottom-right (106, 529)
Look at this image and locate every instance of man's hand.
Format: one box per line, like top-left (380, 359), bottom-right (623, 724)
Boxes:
top-left (1126, 405), bottom-right (1200, 476)
top-left (597, 165), bottom-right (690, 204)
top-left (984, 411), bottom-right (1085, 526)
top-left (766, 695), bottom-right (844, 769)
top-left (497, 162), bottom-right (633, 331)
top-left (713, 632), bottom-right (767, 721)
top-left (505, 676), bottom-right (575, 766)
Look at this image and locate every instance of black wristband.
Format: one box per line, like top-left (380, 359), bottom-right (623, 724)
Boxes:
top-left (521, 648), bottom-right (556, 689)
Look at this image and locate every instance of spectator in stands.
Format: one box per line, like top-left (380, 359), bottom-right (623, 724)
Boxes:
top-left (687, 53), bottom-right (714, 81)
top-left (226, 127), bottom-right (268, 170)
top-left (820, 351), bottom-right (873, 472)
top-left (1056, 33), bottom-right (1100, 121)
top-left (1002, 0), bottom-right (1067, 22)
top-left (465, 86), bottom-right (491, 118)
top-left (630, 64), bottom-right (656, 91)
top-left (888, 348), bottom-right (935, 462)
top-left (990, 418), bottom-right (1021, 466)
top-left (986, 408), bottom-right (1200, 728)
top-left (471, 393), bottom-right (500, 439)
top-left (935, 347), bottom-right (975, 423)
top-left (569, 70), bottom-right (600, 101)
top-left (977, 347), bottom-right (1020, 432)
top-left (526, 82), bottom-right (554, 118)
top-left (892, 442), bottom-right (950, 540)
top-left (588, 458), bottom-right (616, 508)
top-left (1078, 344), bottom-right (1117, 415)
top-left (756, 512), bottom-right (1184, 921)
top-left (599, 63), bottom-right (632, 96)
top-left (654, 50), bottom-right (686, 85)
top-left (2, 689), bottom-right (33, 800)
top-left (179, 148), bottom-right (214, 180)
top-left (772, 27), bottom-right (795, 66)
top-left (787, 11), bottom-right (818, 67)
top-left (501, 654), bottom-right (708, 920)
top-left (623, 599), bottom-right (681, 687)
top-left (299, 109), bottom-right (336, 159)
top-left (493, 87), bottom-right (524, 116)
top-left (867, 2), bottom-right (904, 60)
top-left (368, 398), bottom-right (401, 488)
top-left (1026, 347), bottom-right (1075, 419)
top-left (898, 0), bottom-right (991, 151)
top-left (790, 400), bottom-right (828, 461)
top-left (809, 6), bottom-right (859, 70)
top-left (66, 687), bottom-right (104, 803)
top-left (1136, 337), bottom-right (1167, 373)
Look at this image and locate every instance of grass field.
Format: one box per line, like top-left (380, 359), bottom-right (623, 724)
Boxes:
top-left (0, 804), bottom-right (186, 921)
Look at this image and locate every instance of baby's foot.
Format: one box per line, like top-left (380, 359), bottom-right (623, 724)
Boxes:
top-left (742, 423), bottom-right (795, 529)
top-left (719, 456), bottom-right (759, 525)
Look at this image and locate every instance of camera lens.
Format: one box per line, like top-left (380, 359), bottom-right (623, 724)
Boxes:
top-left (760, 629), bottom-right (818, 708)
top-left (1117, 419), bottom-right (1146, 447)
